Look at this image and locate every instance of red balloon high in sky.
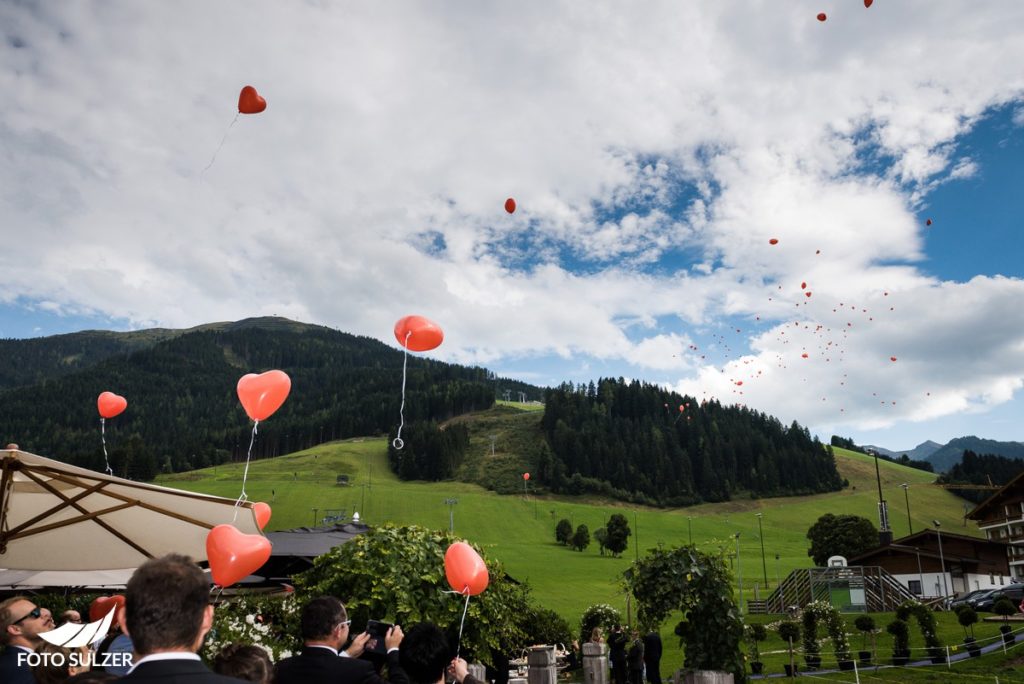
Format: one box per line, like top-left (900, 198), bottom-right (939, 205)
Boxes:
top-left (238, 86), bottom-right (267, 114)
top-left (504, 198), bottom-right (517, 214)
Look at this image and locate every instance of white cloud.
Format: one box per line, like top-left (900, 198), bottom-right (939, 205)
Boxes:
top-left (1, 1), bottom-right (1023, 440)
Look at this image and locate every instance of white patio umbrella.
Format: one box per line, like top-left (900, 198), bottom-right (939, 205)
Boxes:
top-left (0, 447), bottom-right (263, 571)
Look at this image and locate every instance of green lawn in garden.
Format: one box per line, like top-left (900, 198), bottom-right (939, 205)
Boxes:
top-left (156, 420), bottom-right (980, 672)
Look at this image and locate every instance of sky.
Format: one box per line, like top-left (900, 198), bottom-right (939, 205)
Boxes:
top-left (1, 1), bottom-right (1022, 453)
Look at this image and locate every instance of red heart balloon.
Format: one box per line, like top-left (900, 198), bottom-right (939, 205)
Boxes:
top-left (206, 524), bottom-right (272, 587)
top-left (444, 541), bottom-right (489, 596)
top-left (97, 392), bottom-right (128, 419)
top-left (504, 198), bottom-right (516, 214)
top-left (238, 85), bottom-right (267, 114)
top-left (394, 315), bottom-right (444, 352)
top-left (237, 370), bottom-right (291, 422)
top-left (89, 595), bottom-right (125, 624)
top-left (523, 472), bottom-right (530, 481)
top-left (253, 502), bottom-right (272, 530)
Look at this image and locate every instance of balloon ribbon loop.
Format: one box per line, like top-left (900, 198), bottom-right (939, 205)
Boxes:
top-left (393, 332), bottom-right (411, 450)
top-left (233, 420), bottom-right (258, 519)
top-left (100, 418), bottom-right (113, 476)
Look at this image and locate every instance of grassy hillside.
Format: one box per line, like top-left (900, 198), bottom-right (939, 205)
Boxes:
top-left (157, 406), bottom-right (972, 623)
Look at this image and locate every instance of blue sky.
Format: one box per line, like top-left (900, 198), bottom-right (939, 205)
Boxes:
top-left (1, 1), bottom-right (1023, 453)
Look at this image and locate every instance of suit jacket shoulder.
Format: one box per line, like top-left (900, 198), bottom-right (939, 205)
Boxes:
top-left (118, 657), bottom-right (246, 683)
top-left (275, 648), bottom-right (409, 684)
top-left (0, 647), bottom-right (36, 684)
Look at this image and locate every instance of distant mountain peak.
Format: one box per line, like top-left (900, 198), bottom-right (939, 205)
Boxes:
top-left (861, 440), bottom-right (943, 461)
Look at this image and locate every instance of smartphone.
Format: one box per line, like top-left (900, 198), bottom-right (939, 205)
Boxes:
top-left (365, 619), bottom-right (394, 654)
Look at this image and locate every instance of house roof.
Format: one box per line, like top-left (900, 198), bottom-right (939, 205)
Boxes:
top-left (967, 470), bottom-right (1024, 521)
top-left (849, 529), bottom-right (1008, 566)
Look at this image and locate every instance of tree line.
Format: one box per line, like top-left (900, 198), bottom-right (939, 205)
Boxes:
top-left (937, 450), bottom-right (1024, 503)
top-left (0, 323), bottom-right (535, 477)
top-left (536, 378), bottom-right (844, 505)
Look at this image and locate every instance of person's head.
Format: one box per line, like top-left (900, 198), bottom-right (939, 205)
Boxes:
top-left (399, 623), bottom-right (451, 684)
top-left (590, 626), bottom-right (603, 642)
top-left (123, 554), bottom-right (212, 656)
top-left (60, 610), bottom-right (82, 626)
top-left (31, 643), bottom-right (90, 684)
top-left (300, 596), bottom-right (350, 649)
top-left (0, 596), bottom-right (55, 648)
top-left (212, 643), bottom-right (273, 684)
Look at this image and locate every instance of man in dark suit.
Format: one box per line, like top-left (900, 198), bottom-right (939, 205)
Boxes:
top-left (642, 630), bottom-right (662, 684)
top-left (274, 596), bottom-right (408, 684)
top-left (117, 554), bottom-right (245, 683)
top-left (1, 595), bottom-right (56, 684)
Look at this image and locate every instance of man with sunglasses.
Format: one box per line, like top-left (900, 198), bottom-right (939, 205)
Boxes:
top-left (275, 596), bottom-right (409, 684)
top-left (1, 596), bottom-right (56, 684)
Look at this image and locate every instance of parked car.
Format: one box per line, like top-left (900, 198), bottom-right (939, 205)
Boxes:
top-left (975, 585), bottom-right (1024, 612)
top-left (964, 588), bottom-right (1000, 611)
top-left (950, 589), bottom-right (989, 611)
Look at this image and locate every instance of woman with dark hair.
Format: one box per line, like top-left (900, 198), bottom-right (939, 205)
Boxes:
top-left (212, 643), bottom-right (273, 684)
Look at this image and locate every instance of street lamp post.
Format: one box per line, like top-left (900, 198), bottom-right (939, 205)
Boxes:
top-left (933, 520), bottom-right (949, 600)
top-left (312, 508), bottom-right (319, 526)
top-left (735, 532), bottom-right (743, 614)
top-left (444, 498), bottom-right (458, 533)
top-left (900, 483), bottom-right (913, 534)
top-left (688, 517), bottom-right (693, 546)
top-left (756, 513), bottom-right (769, 589)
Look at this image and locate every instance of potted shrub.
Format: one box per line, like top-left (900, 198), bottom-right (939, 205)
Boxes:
top-left (854, 615), bottom-right (875, 666)
top-left (746, 623), bottom-right (767, 675)
top-left (886, 619), bottom-right (910, 666)
top-left (777, 620), bottom-right (800, 678)
top-left (956, 606), bottom-right (981, 657)
top-left (994, 597), bottom-right (1017, 643)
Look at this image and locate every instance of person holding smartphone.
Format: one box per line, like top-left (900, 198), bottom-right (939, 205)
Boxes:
top-left (275, 597), bottom-right (408, 684)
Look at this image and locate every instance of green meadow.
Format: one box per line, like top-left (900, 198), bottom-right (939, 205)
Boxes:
top-left (156, 406), bottom-right (1000, 676)
top-left (157, 409), bottom-right (973, 621)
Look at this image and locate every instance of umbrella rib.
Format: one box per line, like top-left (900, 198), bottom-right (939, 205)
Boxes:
top-left (4, 501), bottom-right (138, 541)
top-left (18, 469), bottom-right (156, 560)
top-left (4, 480), bottom-right (110, 537)
top-left (42, 471), bottom-right (220, 530)
top-left (29, 463), bottom-right (257, 505)
top-left (0, 456), bottom-right (14, 552)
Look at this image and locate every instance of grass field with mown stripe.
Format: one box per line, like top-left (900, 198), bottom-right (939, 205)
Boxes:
top-left (157, 409), bottom-right (979, 672)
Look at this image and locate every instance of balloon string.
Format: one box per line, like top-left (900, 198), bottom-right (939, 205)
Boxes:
top-left (233, 420), bottom-right (258, 520)
top-left (393, 332), bottom-right (411, 450)
top-left (202, 113), bottom-right (239, 173)
top-left (100, 418), bottom-right (113, 476)
top-left (439, 590), bottom-right (472, 659)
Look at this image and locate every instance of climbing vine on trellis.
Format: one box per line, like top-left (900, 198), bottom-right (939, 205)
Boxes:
top-left (802, 600), bottom-right (852, 664)
top-left (897, 600), bottom-right (944, 660)
top-left (624, 546), bottom-right (745, 682)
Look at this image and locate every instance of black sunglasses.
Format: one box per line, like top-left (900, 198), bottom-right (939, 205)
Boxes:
top-left (14, 606), bottom-right (42, 625)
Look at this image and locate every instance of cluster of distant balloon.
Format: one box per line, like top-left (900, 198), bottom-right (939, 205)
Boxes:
top-left (685, 221), bottom-right (936, 414)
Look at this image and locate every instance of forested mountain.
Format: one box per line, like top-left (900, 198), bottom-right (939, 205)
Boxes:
top-left (937, 450), bottom-right (1024, 504)
top-left (535, 379), bottom-right (844, 506)
top-left (862, 440), bottom-right (942, 463)
top-left (927, 437), bottom-right (1024, 472)
top-left (0, 318), bottom-right (540, 478)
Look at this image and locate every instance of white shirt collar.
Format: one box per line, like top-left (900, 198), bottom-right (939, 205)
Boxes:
top-left (128, 651), bottom-right (201, 673)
